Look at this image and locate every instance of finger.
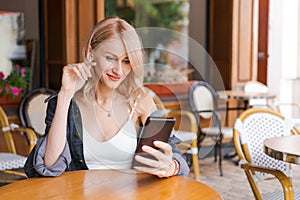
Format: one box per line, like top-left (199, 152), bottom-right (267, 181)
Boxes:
top-left (134, 166), bottom-right (166, 178)
top-left (70, 63), bottom-right (87, 80)
top-left (134, 155), bottom-right (160, 168)
top-left (65, 64), bottom-right (78, 72)
top-left (79, 63), bottom-right (92, 80)
top-left (83, 61), bottom-right (96, 77)
top-left (71, 64), bottom-right (85, 80)
top-left (153, 141), bottom-right (172, 157)
top-left (84, 60), bottom-right (97, 67)
top-left (141, 145), bottom-right (165, 161)
top-left (81, 62), bottom-right (94, 78)
top-left (63, 65), bottom-right (77, 82)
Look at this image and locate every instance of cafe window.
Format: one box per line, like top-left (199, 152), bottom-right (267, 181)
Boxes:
top-left (0, 12), bottom-right (24, 76)
top-left (105, 0), bottom-right (190, 83)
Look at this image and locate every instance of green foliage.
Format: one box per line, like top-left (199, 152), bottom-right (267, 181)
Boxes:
top-left (105, 0), bottom-right (185, 29)
top-left (0, 65), bottom-right (29, 97)
top-left (105, 0), bottom-right (136, 26)
top-left (135, 0), bottom-right (185, 29)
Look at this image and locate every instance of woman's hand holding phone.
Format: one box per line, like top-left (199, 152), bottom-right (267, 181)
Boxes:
top-left (134, 141), bottom-right (178, 178)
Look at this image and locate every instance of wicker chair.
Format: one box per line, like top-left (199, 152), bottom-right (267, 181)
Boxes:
top-left (19, 88), bottom-right (56, 137)
top-left (0, 106), bottom-right (37, 183)
top-left (188, 81), bottom-right (233, 176)
top-left (244, 81), bottom-right (271, 108)
top-left (273, 101), bottom-right (300, 130)
top-left (233, 108), bottom-right (300, 200)
top-left (146, 88), bottom-right (200, 179)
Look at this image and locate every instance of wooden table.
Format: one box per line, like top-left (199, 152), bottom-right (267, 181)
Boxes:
top-left (0, 170), bottom-right (223, 200)
top-left (264, 135), bottom-right (300, 164)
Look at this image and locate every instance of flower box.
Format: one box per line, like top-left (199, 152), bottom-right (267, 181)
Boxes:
top-left (0, 92), bottom-right (22, 109)
top-left (144, 80), bottom-right (196, 100)
top-left (0, 88), bottom-right (23, 109)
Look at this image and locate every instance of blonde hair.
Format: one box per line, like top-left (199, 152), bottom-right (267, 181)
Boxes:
top-left (80, 16), bottom-right (145, 102)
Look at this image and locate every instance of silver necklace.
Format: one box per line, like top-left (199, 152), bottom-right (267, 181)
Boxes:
top-left (95, 101), bottom-right (112, 117)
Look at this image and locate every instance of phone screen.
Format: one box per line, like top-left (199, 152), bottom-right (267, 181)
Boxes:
top-left (133, 117), bottom-right (175, 167)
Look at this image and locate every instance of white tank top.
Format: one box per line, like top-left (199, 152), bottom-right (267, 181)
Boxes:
top-left (83, 96), bottom-right (142, 170)
top-left (83, 120), bottom-right (137, 169)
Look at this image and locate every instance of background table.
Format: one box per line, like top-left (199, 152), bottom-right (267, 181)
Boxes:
top-left (218, 90), bottom-right (276, 110)
top-left (217, 90), bottom-right (277, 126)
top-left (264, 135), bottom-right (300, 164)
top-left (0, 169), bottom-right (222, 199)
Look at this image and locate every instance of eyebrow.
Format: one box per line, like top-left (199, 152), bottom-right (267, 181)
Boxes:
top-left (105, 52), bottom-right (118, 57)
top-left (105, 51), bottom-right (128, 59)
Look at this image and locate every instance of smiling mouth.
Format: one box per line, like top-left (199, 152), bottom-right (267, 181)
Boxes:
top-left (107, 73), bottom-right (121, 81)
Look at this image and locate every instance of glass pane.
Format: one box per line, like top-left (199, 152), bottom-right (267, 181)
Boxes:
top-left (105, 0), bottom-right (190, 83)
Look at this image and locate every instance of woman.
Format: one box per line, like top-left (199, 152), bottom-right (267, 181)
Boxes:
top-left (24, 16), bottom-right (189, 178)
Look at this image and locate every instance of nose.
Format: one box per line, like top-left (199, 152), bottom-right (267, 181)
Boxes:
top-left (112, 60), bottom-right (123, 75)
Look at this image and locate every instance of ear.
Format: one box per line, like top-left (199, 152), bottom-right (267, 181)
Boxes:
top-left (87, 52), bottom-right (94, 62)
top-left (87, 46), bottom-right (94, 61)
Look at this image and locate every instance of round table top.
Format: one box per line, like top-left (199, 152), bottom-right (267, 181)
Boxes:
top-left (264, 135), bottom-right (300, 164)
top-left (218, 90), bottom-right (276, 100)
top-left (0, 169), bottom-right (223, 200)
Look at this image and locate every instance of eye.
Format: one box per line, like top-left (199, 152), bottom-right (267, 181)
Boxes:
top-left (123, 58), bottom-right (130, 64)
top-left (106, 56), bottom-right (117, 62)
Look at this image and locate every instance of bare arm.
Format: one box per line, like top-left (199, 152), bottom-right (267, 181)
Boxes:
top-left (44, 62), bottom-right (94, 167)
top-left (44, 91), bottom-right (73, 167)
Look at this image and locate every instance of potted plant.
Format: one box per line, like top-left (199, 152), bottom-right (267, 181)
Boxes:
top-left (0, 64), bottom-right (29, 107)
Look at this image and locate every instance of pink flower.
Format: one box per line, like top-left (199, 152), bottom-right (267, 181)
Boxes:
top-left (5, 84), bottom-right (9, 91)
top-left (0, 88), bottom-right (2, 93)
top-left (21, 68), bottom-right (25, 77)
top-left (0, 72), bottom-right (4, 79)
top-left (11, 87), bottom-right (19, 95)
top-left (16, 64), bottom-right (20, 69)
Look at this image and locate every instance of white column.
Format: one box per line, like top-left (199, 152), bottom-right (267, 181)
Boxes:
top-left (268, 0), bottom-right (300, 117)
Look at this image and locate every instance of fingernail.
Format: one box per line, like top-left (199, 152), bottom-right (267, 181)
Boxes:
top-left (142, 145), bottom-right (150, 151)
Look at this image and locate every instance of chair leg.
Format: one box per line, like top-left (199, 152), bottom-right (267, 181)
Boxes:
top-left (192, 154), bottom-right (200, 179)
top-left (191, 139), bottom-right (200, 179)
top-left (218, 141), bottom-right (223, 176)
top-left (214, 144), bottom-right (218, 162)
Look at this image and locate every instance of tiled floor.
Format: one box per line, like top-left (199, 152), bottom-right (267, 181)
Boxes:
top-left (189, 156), bottom-right (300, 200)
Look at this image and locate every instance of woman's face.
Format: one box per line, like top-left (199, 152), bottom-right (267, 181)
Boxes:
top-left (92, 36), bottom-right (132, 89)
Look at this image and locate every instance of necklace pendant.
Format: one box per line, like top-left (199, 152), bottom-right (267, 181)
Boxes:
top-left (108, 112), bottom-right (111, 117)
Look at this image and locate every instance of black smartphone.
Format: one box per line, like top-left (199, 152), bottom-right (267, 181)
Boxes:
top-left (133, 116), bottom-right (175, 167)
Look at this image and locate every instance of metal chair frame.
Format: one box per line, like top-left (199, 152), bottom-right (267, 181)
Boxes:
top-left (188, 81), bottom-right (233, 176)
top-left (0, 106), bottom-right (37, 183)
top-left (233, 108), bottom-right (300, 200)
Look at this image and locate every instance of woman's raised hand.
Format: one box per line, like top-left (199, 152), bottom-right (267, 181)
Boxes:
top-left (61, 61), bottom-right (96, 96)
top-left (133, 141), bottom-right (178, 178)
